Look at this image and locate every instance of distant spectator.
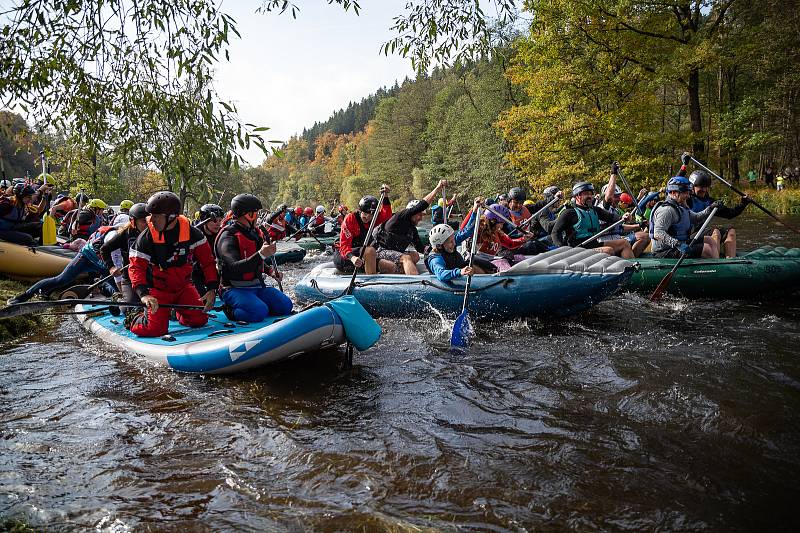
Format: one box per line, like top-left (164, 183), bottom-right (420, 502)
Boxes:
top-left (747, 168), bottom-right (758, 186)
top-left (764, 165), bottom-right (775, 188)
top-left (776, 170), bottom-right (785, 191)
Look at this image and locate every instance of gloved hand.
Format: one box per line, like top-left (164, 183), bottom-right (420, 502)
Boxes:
top-left (611, 161), bottom-right (620, 174)
top-left (711, 200), bottom-right (724, 209)
top-left (681, 152), bottom-right (691, 166)
top-left (639, 219), bottom-right (649, 230)
top-left (678, 243), bottom-right (691, 255)
top-left (741, 194), bottom-right (752, 205)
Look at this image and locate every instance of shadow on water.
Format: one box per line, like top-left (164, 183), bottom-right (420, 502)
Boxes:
top-left (2, 214), bottom-right (800, 531)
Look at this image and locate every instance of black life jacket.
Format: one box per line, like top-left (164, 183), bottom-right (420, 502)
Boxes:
top-left (424, 248), bottom-right (468, 272)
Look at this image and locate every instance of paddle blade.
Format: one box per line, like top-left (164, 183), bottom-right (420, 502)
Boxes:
top-left (649, 272), bottom-right (674, 301)
top-left (450, 309), bottom-right (474, 349)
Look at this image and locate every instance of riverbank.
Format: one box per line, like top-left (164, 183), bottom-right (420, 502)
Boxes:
top-left (0, 278), bottom-right (41, 342)
top-left (717, 187), bottom-right (800, 214)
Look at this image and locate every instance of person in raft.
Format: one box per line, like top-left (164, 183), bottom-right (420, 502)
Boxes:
top-left (425, 197), bottom-right (488, 281)
top-left (215, 194), bottom-right (292, 322)
top-left (333, 185), bottom-right (394, 274)
top-left (127, 191), bottom-right (218, 337)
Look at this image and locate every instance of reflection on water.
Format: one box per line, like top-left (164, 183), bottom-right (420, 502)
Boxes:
top-left (1, 214), bottom-right (800, 531)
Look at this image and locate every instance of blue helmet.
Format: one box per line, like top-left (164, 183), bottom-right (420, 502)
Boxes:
top-left (666, 176), bottom-right (691, 193)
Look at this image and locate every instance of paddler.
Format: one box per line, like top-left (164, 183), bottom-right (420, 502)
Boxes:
top-left (99, 202), bottom-right (149, 305)
top-left (334, 187), bottom-right (394, 274)
top-left (192, 203), bottom-right (225, 295)
top-left (649, 176), bottom-right (721, 259)
top-left (596, 163), bottom-right (650, 257)
top-left (0, 183), bottom-right (42, 245)
top-left (687, 168), bottom-right (751, 258)
top-left (550, 181), bottom-right (635, 258)
top-left (111, 200), bottom-right (134, 225)
top-left (476, 204), bottom-right (534, 271)
top-left (528, 185), bottom-right (563, 239)
top-left (373, 179), bottom-right (449, 275)
top-left (263, 204), bottom-right (289, 241)
top-left (57, 192), bottom-right (90, 239)
top-left (507, 186), bottom-right (549, 254)
top-left (215, 194), bottom-right (292, 322)
top-left (127, 191), bottom-right (217, 337)
top-left (425, 197), bottom-right (488, 280)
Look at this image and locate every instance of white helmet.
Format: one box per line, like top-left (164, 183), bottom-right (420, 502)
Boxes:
top-left (428, 223), bottom-right (455, 247)
top-left (0, 180), bottom-right (11, 188)
top-left (315, 205), bottom-right (325, 214)
top-left (406, 199), bottom-right (423, 210)
top-left (601, 184), bottom-right (622, 196)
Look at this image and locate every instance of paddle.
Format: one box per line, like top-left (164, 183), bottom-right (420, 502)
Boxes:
top-left (441, 185), bottom-right (449, 224)
top-left (282, 218), bottom-right (329, 249)
top-left (577, 217), bottom-right (627, 248)
top-left (483, 204), bottom-right (534, 236)
top-left (39, 150), bottom-right (57, 245)
top-left (346, 190), bottom-right (386, 295)
top-left (451, 206), bottom-right (482, 350)
top-left (60, 265), bottom-right (129, 299)
top-left (686, 153), bottom-right (800, 236)
top-left (0, 298), bottom-right (210, 320)
top-left (0, 149), bottom-right (6, 181)
top-left (613, 162), bottom-right (643, 216)
top-left (649, 206), bottom-right (719, 301)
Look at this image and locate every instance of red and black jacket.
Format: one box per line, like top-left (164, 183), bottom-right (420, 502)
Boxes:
top-left (129, 215), bottom-right (218, 297)
top-left (215, 222), bottom-right (273, 288)
top-left (335, 197), bottom-right (392, 260)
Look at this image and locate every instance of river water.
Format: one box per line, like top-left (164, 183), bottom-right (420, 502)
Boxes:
top-left (2, 214), bottom-right (799, 531)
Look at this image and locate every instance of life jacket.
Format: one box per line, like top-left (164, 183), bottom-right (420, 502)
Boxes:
top-left (81, 225), bottom-right (117, 268)
top-left (146, 215), bottom-right (193, 269)
top-left (0, 197), bottom-right (27, 230)
top-left (688, 193), bottom-right (713, 213)
top-left (424, 248), bottom-right (467, 272)
top-left (431, 206), bottom-right (444, 224)
top-left (572, 204), bottom-right (601, 240)
top-left (334, 212), bottom-right (371, 250)
top-left (649, 199), bottom-right (691, 243)
top-left (374, 218), bottom-right (417, 253)
top-left (312, 214), bottom-right (325, 227)
top-left (216, 223), bottom-right (266, 288)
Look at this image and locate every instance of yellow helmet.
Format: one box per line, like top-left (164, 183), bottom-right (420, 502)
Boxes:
top-left (88, 198), bottom-right (107, 209)
top-left (523, 199), bottom-right (535, 207)
top-left (37, 173), bottom-right (55, 186)
top-left (437, 198), bottom-right (446, 208)
top-left (119, 200), bottom-right (134, 210)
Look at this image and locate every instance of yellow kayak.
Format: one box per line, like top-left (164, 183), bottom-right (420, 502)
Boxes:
top-left (0, 240), bottom-right (76, 281)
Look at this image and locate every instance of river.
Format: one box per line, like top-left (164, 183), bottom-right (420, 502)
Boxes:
top-left (2, 214), bottom-right (799, 531)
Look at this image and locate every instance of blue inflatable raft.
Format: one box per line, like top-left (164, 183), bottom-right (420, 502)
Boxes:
top-left (75, 303), bottom-right (346, 374)
top-left (295, 247), bottom-right (634, 320)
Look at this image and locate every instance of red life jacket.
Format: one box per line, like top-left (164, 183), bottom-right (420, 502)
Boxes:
top-left (234, 226), bottom-right (265, 282)
top-left (146, 215), bottom-right (192, 269)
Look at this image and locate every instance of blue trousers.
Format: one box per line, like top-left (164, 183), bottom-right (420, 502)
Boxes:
top-left (222, 287), bottom-right (293, 322)
top-left (23, 254), bottom-right (109, 299)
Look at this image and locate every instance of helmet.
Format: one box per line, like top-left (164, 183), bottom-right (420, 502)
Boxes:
top-left (112, 214), bottom-right (130, 227)
top-left (199, 203), bottom-right (225, 221)
top-left (230, 194), bottom-right (262, 217)
top-left (119, 200), bottom-right (134, 211)
top-left (128, 202), bottom-right (148, 220)
top-left (0, 179), bottom-right (11, 188)
top-left (572, 181), bottom-right (595, 196)
top-left (406, 199), bottom-right (423, 210)
top-left (75, 192), bottom-right (90, 205)
top-left (437, 198), bottom-right (446, 208)
top-left (508, 187), bottom-right (527, 202)
top-left (276, 203), bottom-right (288, 212)
top-left (87, 198), bottom-right (107, 209)
top-left (337, 204), bottom-right (348, 213)
top-left (543, 185), bottom-right (561, 199)
top-left (689, 170), bottom-right (712, 188)
top-left (315, 205), bottom-right (325, 214)
top-left (428, 224), bottom-right (455, 247)
top-left (496, 193), bottom-right (510, 203)
top-left (294, 206), bottom-right (303, 215)
top-left (601, 184), bottom-right (622, 196)
top-left (37, 173), bottom-right (55, 186)
top-left (485, 204), bottom-right (511, 223)
top-left (13, 183), bottom-right (35, 197)
top-left (619, 193), bottom-right (634, 205)
top-left (358, 195), bottom-right (379, 213)
top-left (523, 199), bottom-right (535, 207)
top-left (146, 191), bottom-right (182, 215)
top-left (666, 176), bottom-right (691, 193)
top-left (303, 206), bottom-right (314, 216)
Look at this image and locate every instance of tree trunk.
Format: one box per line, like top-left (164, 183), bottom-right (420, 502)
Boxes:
top-left (688, 68), bottom-right (704, 158)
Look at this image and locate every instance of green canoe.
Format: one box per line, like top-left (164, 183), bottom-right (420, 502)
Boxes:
top-left (294, 226), bottom-right (431, 251)
top-left (626, 246), bottom-right (800, 298)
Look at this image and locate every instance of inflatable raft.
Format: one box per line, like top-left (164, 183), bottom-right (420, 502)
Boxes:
top-left (0, 240), bottom-right (76, 281)
top-left (75, 303), bottom-right (346, 374)
top-left (627, 246), bottom-right (800, 298)
top-left (295, 247), bottom-right (634, 319)
top-left (274, 240), bottom-right (306, 265)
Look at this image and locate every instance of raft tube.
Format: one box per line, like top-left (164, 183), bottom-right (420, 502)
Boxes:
top-left (627, 246), bottom-right (800, 298)
top-left (75, 303), bottom-right (346, 374)
top-left (274, 240), bottom-right (306, 265)
top-left (295, 247), bottom-right (634, 319)
top-left (0, 240), bottom-right (76, 281)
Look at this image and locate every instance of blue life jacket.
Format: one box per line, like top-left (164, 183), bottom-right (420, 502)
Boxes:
top-left (649, 199), bottom-right (691, 243)
top-left (431, 205), bottom-right (444, 224)
top-left (688, 194), bottom-right (713, 213)
top-left (572, 204), bottom-right (600, 240)
top-left (0, 199), bottom-right (28, 231)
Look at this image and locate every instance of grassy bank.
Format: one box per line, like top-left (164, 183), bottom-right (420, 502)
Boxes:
top-left (716, 186), bottom-right (800, 214)
top-left (0, 278), bottom-right (42, 342)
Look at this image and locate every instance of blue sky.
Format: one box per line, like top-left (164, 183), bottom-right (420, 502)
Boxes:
top-left (216, 1), bottom-right (417, 165)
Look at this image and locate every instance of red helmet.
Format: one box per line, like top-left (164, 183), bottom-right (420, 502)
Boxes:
top-left (294, 206), bottom-right (302, 215)
top-left (619, 193), bottom-right (634, 205)
top-left (303, 206), bottom-right (314, 216)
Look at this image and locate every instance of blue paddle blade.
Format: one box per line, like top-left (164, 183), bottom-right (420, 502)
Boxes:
top-left (450, 309), bottom-right (473, 349)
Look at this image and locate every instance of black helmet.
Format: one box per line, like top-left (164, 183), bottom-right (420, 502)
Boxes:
top-left (276, 203), bottom-right (288, 212)
top-left (572, 181), bottom-right (595, 196)
top-left (230, 193), bottom-right (262, 217)
top-left (75, 192), bottom-right (90, 205)
top-left (128, 203), bottom-right (148, 220)
top-left (358, 195), bottom-right (379, 213)
top-left (508, 186), bottom-right (527, 202)
top-left (146, 191), bottom-right (182, 216)
top-left (13, 183), bottom-right (35, 197)
top-left (689, 170), bottom-right (712, 188)
top-left (199, 203), bottom-right (225, 221)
